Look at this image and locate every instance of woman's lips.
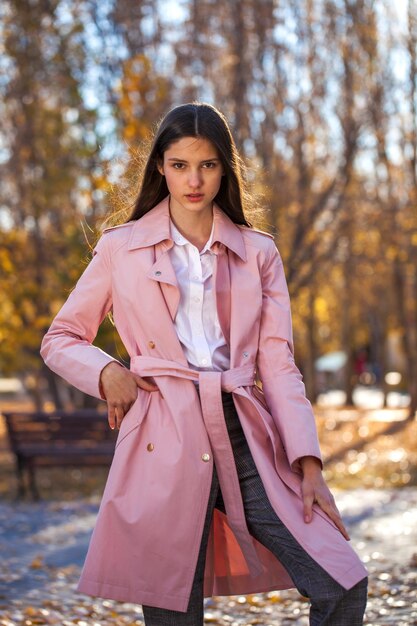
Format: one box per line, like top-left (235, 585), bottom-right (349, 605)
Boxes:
top-left (186, 194), bottom-right (204, 202)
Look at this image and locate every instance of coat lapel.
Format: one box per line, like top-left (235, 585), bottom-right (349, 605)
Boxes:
top-left (213, 246), bottom-right (231, 347)
top-left (127, 194), bottom-right (246, 351)
top-left (146, 241), bottom-right (181, 322)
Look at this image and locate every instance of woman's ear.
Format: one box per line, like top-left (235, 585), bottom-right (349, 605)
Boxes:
top-left (156, 158), bottom-right (164, 177)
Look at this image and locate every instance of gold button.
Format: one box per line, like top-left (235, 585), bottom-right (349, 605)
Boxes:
top-left (148, 341), bottom-right (155, 349)
top-left (201, 453), bottom-right (210, 462)
top-left (147, 443), bottom-right (154, 452)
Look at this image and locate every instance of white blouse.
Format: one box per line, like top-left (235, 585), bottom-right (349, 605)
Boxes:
top-left (169, 217), bottom-right (230, 376)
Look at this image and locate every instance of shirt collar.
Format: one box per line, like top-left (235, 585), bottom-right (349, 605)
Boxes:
top-left (169, 215), bottom-right (215, 254)
top-left (127, 194), bottom-right (247, 261)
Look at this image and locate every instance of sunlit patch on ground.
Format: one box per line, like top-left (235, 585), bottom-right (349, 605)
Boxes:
top-left (0, 405), bottom-right (416, 624)
top-left (0, 489), bottom-right (416, 624)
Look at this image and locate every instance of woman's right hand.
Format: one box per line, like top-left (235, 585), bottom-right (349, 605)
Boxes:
top-left (99, 362), bottom-right (159, 430)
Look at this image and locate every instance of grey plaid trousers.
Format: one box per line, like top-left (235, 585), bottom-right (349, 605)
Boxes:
top-left (142, 390), bottom-right (368, 626)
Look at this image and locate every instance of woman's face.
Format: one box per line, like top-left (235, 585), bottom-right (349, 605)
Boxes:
top-left (157, 136), bottom-right (225, 216)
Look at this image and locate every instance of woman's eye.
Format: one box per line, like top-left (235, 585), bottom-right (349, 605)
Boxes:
top-left (171, 162), bottom-right (216, 170)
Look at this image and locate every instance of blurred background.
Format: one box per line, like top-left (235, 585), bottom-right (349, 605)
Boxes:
top-left (1, 0), bottom-right (416, 490)
top-left (0, 1), bottom-right (416, 624)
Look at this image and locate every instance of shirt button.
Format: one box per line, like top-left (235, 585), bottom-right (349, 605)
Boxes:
top-left (201, 358), bottom-right (208, 364)
top-left (201, 453), bottom-right (210, 462)
top-left (193, 275), bottom-right (199, 280)
top-left (194, 296), bottom-right (200, 302)
top-left (147, 443), bottom-right (155, 452)
top-left (148, 341), bottom-right (156, 349)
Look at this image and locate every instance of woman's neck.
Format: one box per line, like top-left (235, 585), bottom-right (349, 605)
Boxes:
top-left (169, 198), bottom-right (214, 251)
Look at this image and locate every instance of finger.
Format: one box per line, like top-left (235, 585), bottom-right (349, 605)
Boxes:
top-left (329, 506), bottom-right (350, 541)
top-left (316, 499), bottom-right (351, 541)
top-left (337, 519), bottom-right (350, 541)
top-left (133, 374), bottom-right (159, 391)
top-left (108, 404), bottom-right (116, 430)
top-left (302, 489), bottom-right (315, 523)
top-left (124, 397), bottom-right (137, 413)
top-left (115, 405), bottom-right (125, 430)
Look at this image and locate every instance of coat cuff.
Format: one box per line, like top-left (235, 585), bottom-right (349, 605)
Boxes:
top-left (292, 454), bottom-right (323, 475)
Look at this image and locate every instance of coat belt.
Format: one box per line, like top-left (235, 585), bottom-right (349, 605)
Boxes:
top-left (130, 355), bottom-right (264, 578)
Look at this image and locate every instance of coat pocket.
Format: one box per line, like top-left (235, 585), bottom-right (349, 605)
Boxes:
top-left (114, 387), bottom-right (152, 450)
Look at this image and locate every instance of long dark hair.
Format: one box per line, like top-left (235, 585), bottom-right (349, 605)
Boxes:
top-left (100, 102), bottom-right (268, 233)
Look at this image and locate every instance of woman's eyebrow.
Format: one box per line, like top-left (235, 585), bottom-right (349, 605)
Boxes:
top-left (167, 157), bottom-right (220, 163)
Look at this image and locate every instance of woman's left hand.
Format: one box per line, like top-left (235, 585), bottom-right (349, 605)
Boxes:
top-left (300, 456), bottom-right (350, 541)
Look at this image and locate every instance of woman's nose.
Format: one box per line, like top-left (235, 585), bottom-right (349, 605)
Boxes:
top-left (188, 170), bottom-right (203, 187)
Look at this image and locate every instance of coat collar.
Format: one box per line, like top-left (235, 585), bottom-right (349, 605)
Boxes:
top-left (169, 214), bottom-right (215, 253)
top-left (127, 194), bottom-right (247, 262)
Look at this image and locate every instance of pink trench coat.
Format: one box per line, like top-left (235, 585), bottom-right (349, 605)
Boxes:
top-left (40, 195), bottom-right (367, 612)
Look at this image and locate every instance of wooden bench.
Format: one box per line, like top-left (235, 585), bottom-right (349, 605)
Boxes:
top-left (2, 410), bottom-right (117, 499)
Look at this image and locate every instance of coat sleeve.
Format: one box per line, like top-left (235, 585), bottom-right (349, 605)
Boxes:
top-left (256, 240), bottom-right (323, 474)
top-left (40, 233), bottom-right (126, 401)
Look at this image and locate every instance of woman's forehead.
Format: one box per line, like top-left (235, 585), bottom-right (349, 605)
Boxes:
top-left (164, 136), bottom-right (218, 159)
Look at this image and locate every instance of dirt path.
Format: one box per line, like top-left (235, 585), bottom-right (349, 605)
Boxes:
top-left (0, 488), bottom-right (416, 625)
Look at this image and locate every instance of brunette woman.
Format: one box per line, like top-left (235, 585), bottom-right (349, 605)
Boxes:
top-left (40, 102), bottom-right (368, 625)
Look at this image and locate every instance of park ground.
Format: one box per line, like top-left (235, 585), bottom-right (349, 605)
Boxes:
top-left (0, 401), bottom-right (416, 625)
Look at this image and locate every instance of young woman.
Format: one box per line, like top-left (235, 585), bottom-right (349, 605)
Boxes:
top-left (40, 102), bottom-right (368, 625)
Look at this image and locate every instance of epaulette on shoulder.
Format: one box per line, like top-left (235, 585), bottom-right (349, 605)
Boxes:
top-left (238, 224), bottom-right (275, 240)
top-left (102, 221), bottom-right (134, 234)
